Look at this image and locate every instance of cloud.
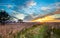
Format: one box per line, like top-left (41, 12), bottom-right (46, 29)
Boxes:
top-left (40, 2), bottom-right (60, 11)
top-left (54, 9), bottom-right (60, 14)
top-left (11, 10), bottom-right (26, 20)
top-left (52, 14), bottom-right (60, 18)
top-left (41, 7), bottom-right (51, 11)
top-left (7, 4), bottom-right (16, 9)
top-left (48, 2), bottom-right (60, 9)
top-left (1, 9), bottom-right (5, 10)
top-left (15, 14), bottom-right (25, 19)
top-left (55, 2), bottom-right (60, 9)
top-left (7, 5), bottom-right (12, 8)
top-left (26, 1), bottom-right (37, 8)
top-left (21, 1), bottom-right (60, 21)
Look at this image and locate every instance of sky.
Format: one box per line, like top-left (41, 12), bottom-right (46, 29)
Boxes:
top-left (0, 0), bottom-right (60, 21)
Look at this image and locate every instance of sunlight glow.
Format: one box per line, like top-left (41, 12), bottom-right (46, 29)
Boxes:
top-left (32, 15), bottom-right (60, 22)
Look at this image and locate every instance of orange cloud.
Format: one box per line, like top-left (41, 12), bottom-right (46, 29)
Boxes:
top-left (32, 15), bottom-right (60, 22)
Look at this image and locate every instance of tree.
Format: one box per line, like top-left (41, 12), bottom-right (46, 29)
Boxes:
top-left (18, 19), bottom-right (23, 23)
top-left (0, 10), bottom-right (10, 25)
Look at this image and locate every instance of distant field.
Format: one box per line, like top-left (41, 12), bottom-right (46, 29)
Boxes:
top-left (0, 22), bottom-right (60, 38)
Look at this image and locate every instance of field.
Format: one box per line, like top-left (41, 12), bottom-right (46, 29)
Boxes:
top-left (0, 22), bottom-right (60, 38)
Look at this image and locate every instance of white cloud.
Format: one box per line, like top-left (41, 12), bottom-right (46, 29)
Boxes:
top-left (41, 7), bottom-right (51, 11)
top-left (15, 14), bottom-right (25, 19)
top-left (40, 2), bottom-right (60, 11)
top-left (12, 10), bottom-right (26, 20)
top-left (26, 1), bottom-right (37, 7)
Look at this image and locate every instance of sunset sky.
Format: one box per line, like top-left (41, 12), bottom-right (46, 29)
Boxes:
top-left (0, 0), bottom-right (60, 21)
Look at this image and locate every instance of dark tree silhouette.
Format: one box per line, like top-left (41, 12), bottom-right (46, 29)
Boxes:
top-left (18, 19), bottom-right (23, 23)
top-left (0, 10), bottom-right (10, 25)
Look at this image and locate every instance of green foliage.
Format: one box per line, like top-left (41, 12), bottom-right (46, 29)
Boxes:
top-left (53, 28), bottom-right (60, 38)
top-left (15, 25), bottom-right (49, 38)
top-left (15, 24), bottom-right (60, 38)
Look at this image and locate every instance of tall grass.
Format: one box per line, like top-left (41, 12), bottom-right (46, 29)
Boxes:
top-left (14, 24), bottom-right (49, 38)
top-left (14, 24), bottom-right (60, 38)
top-left (0, 24), bottom-right (60, 38)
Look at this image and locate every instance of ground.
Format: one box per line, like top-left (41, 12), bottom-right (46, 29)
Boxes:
top-left (0, 22), bottom-right (60, 38)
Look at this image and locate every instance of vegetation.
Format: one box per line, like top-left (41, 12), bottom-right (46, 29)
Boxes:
top-left (0, 23), bottom-right (60, 38)
top-left (18, 19), bottom-right (23, 22)
top-left (16, 25), bottom-right (60, 38)
top-left (13, 24), bottom-right (60, 38)
top-left (0, 10), bottom-right (10, 24)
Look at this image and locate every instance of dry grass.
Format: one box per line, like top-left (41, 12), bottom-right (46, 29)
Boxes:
top-left (0, 22), bottom-right (60, 38)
